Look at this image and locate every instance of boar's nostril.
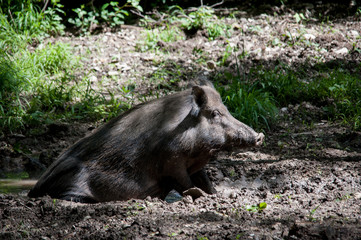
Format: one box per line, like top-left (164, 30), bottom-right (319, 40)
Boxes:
top-left (255, 133), bottom-right (264, 146)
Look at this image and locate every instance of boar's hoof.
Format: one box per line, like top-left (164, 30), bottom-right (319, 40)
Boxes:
top-left (183, 187), bottom-right (206, 200)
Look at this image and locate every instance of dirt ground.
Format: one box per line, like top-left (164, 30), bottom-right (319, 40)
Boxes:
top-left (1, 2), bottom-right (361, 239)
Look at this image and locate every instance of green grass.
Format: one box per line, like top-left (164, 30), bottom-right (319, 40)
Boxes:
top-left (0, 38), bottom-right (129, 133)
top-left (215, 61), bottom-right (361, 131)
top-left (138, 5), bottom-right (233, 49)
top-left (0, 49), bottom-right (28, 130)
top-left (0, 1), bottom-right (64, 41)
top-left (1, 2), bottom-right (360, 135)
top-left (178, 6), bottom-right (233, 40)
top-left (68, 1), bottom-right (142, 35)
top-left (216, 79), bottom-right (278, 131)
top-left (0, 2), bottom-right (134, 134)
top-left (252, 65), bottom-right (361, 130)
top-left (0, 43), bottom-right (131, 133)
top-left (136, 25), bottom-right (185, 52)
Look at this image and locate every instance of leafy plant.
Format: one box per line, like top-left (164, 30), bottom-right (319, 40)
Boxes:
top-left (0, 1), bottom-right (65, 39)
top-left (253, 65), bottom-right (361, 130)
top-left (197, 236), bottom-right (209, 240)
top-left (146, 5), bottom-right (232, 41)
top-left (100, 1), bottom-right (129, 27)
top-left (68, 5), bottom-right (94, 34)
top-left (336, 194), bottom-right (352, 202)
top-left (181, 6), bottom-right (214, 31)
top-left (0, 50), bottom-right (28, 131)
top-left (294, 12), bottom-right (306, 24)
top-left (245, 202), bottom-right (267, 212)
top-left (4, 172), bottom-right (29, 179)
top-left (136, 25), bottom-right (185, 52)
top-left (0, 1), bottom-right (69, 132)
top-left (168, 232), bottom-right (178, 238)
top-left (217, 79), bottom-right (278, 131)
top-left (180, 6), bottom-right (232, 40)
top-left (68, 0), bottom-right (143, 34)
top-left (274, 194), bottom-right (282, 199)
top-left (308, 205), bottom-right (319, 221)
top-left (0, 37), bottom-right (132, 133)
top-left (356, 6), bottom-right (361, 19)
top-left (221, 43), bottom-right (234, 66)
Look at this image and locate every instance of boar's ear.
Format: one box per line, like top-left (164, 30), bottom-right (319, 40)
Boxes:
top-left (192, 86), bottom-right (208, 106)
top-left (191, 86), bottom-right (207, 117)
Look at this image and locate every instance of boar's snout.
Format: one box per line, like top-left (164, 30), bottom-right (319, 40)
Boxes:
top-left (255, 132), bottom-right (265, 146)
top-left (235, 122), bottom-right (265, 147)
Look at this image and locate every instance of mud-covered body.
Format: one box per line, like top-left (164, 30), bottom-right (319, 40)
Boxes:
top-left (28, 85), bottom-right (264, 202)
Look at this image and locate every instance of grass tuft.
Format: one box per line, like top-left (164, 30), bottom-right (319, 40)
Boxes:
top-left (217, 79), bottom-right (278, 131)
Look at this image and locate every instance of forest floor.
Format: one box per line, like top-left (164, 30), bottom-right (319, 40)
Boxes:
top-left (1, 2), bottom-right (361, 239)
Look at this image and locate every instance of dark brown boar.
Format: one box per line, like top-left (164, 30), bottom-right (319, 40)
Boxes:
top-left (28, 85), bottom-right (264, 203)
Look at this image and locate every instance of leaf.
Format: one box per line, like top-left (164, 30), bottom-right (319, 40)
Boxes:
top-left (258, 202), bottom-right (267, 210)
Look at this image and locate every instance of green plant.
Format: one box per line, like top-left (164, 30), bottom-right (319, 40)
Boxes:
top-left (235, 233), bottom-right (244, 239)
top-left (245, 202), bottom-right (267, 212)
top-left (294, 12), bottom-right (306, 24)
top-left (221, 43), bottom-right (233, 66)
top-left (205, 20), bottom-right (233, 40)
top-left (217, 79), bottom-right (278, 130)
top-left (0, 3), bottom-right (70, 132)
top-left (5, 172), bottom-right (29, 179)
top-left (197, 236), bottom-right (209, 240)
top-left (68, 5), bottom-right (94, 34)
top-left (181, 6), bottom-right (214, 31)
top-left (0, 37), bottom-right (133, 133)
top-left (336, 194), bottom-right (352, 202)
top-left (274, 194), bottom-right (282, 199)
top-left (21, 42), bottom-right (77, 76)
top-left (182, 6), bottom-right (232, 40)
top-left (248, 25), bottom-right (262, 34)
top-left (68, 0), bottom-right (142, 34)
top-left (308, 205), bottom-right (319, 221)
top-left (169, 232), bottom-right (178, 238)
top-left (0, 1), bottom-right (65, 38)
top-left (254, 65), bottom-right (361, 130)
top-left (100, 1), bottom-right (128, 27)
top-left (154, 5), bottom-right (232, 40)
top-left (229, 169), bottom-right (237, 178)
top-left (356, 6), bottom-right (361, 19)
top-left (0, 50), bottom-right (28, 131)
top-left (136, 25), bottom-right (185, 52)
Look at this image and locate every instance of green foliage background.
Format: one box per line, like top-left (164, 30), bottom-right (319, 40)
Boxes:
top-left (0, 0), bottom-right (360, 134)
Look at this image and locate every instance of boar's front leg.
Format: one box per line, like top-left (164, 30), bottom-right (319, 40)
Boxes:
top-left (172, 169), bottom-right (195, 194)
top-left (170, 167), bottom-right (215, 196)
top-left (191, 169), bottom-right (216, 194)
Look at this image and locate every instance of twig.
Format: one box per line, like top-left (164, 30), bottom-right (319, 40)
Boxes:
top-left (8, 9), bottom-right (17, 33)
top-left (41, 0), bottom-right (50, 13)
top-left (198, 0), bottom-right (224, 8)
top-left (130, 9), bottom-right (147, 19)
top-left (19, 202), bottom-right (34, 212)
top-left (210, 0), bottom-right (224, 8)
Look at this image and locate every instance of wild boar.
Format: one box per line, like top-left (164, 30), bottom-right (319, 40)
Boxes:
top-left (28, 85), bottom-right (264, 203)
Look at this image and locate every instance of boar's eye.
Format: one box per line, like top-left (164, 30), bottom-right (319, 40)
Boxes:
top-left (211, 110), bottom-right (222, 118)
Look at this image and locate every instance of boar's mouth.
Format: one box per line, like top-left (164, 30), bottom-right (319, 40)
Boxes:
top-left (237, 132), bottom-right (265, 149)
top-left (221, 132), bottom-right (264, 152)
